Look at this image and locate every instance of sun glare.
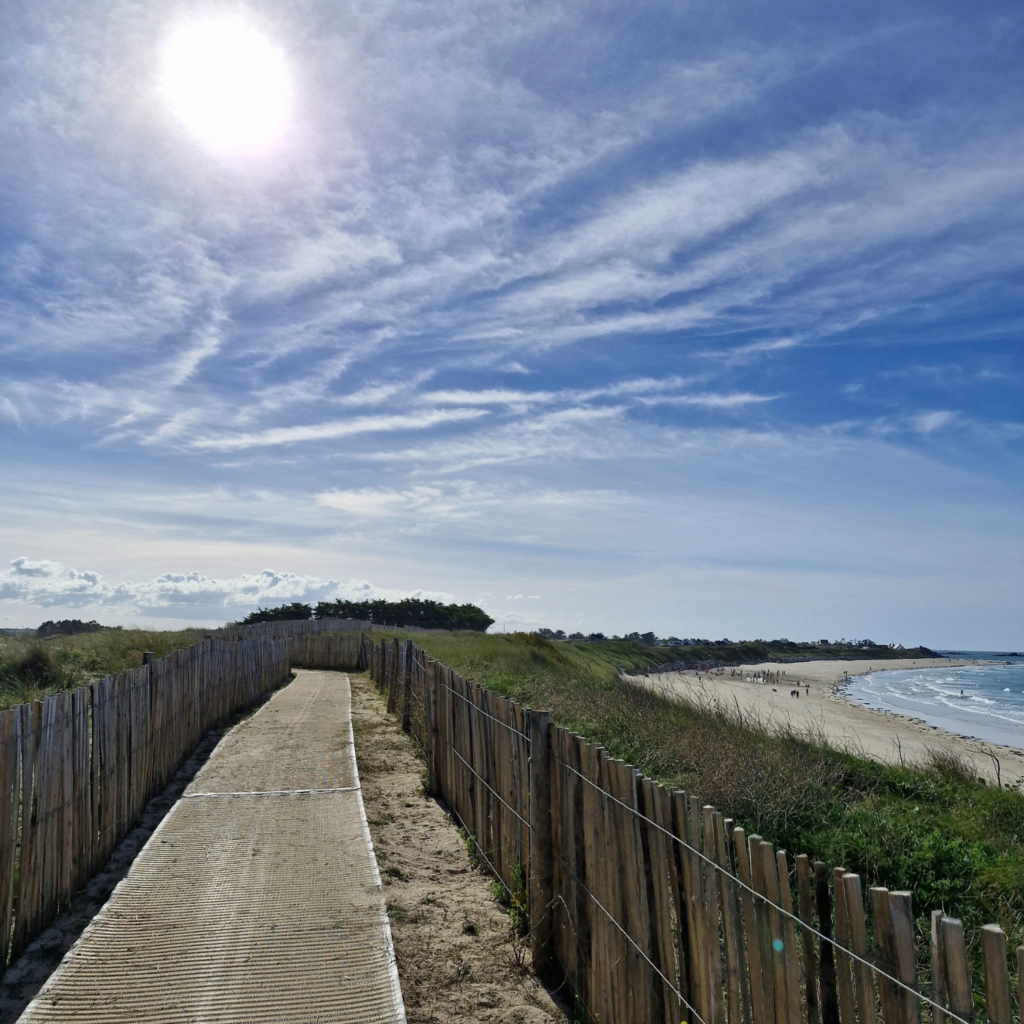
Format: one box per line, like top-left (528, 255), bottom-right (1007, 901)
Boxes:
top-left (159, 15), bottom-right (291, 156)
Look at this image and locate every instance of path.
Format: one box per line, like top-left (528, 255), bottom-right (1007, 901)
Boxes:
top-left (18, 670), bottom-right (406, 1023)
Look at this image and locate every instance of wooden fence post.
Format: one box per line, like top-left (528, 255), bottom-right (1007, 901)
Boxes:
top-left (871, 887), bottom-right (901, 1024)
top-left (931, 911), bottom-right (949, 1024)
top-left (889, 892), bottom-right (920, 1024)
top-left (528, 709), bottom-right (554, 977)
top-left (833, 867), bottom-right (857, 1024)
top-left (385, 640), bottom-right (397, 711)
top-left (0, 709), bottom-right (18, 970)
top-left (980, 925), bottom-right (1011, 1024)
top-left (816, 861), bottom-right (841, 1024)
top-left (941, 917), bottom-right (973, 1024)
top-left (1017, 947), bottom-right (1024, 1024)
top-left (796, 855), bottom-right (820, 1024)
top-left (842, 874), bottom-right (877, 1024)
top-left (401, 640), bottom-right (412, 733)
top-left (429, 660), bottom-right (442, 798)
top-left (421, 651), bottom-right (436, 794)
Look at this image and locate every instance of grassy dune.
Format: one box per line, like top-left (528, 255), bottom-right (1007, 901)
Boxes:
top-left (408, 631), bottom-right (1024, 963)
top-left (0, 628), bottom-right (204, 711)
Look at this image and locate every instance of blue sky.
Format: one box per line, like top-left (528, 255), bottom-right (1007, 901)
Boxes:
top-left (1, 0), bottom-right (1021, 645)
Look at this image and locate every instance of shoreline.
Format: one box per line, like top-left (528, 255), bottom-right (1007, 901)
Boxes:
top-left (633, 658), bottom-right (1024, 788)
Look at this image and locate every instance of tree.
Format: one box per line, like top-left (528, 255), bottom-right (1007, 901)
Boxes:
top-left (313, 598), bottom-right (494, 632)
top-left (241, 603), bottom-right (312, 624)
top-left (37, 619), bottom-right (105, 637)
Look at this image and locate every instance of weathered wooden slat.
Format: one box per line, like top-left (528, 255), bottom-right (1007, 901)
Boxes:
top-left (715, 812), bottom-right (747, 1024)
top-left (833, 868), bottom-right (857, 1024)
top-left (581, 740), bottom-right (611, 1023)
top-left (776, 852), bottom-right (801, 1024)
top-left (702, 805), bottom-right (725, 1024)
top-left (673, 791), bottom-right (701, 1024)
top-left (760, 841), bottom-right (789, 1024)
top-left (0, 709), bottom-right (19, 968)
top-left (796, 854), bottom-right (820, 1024)
top-left (940, 918), bottom-right (972, 1024)
top-left (842, 874), bottom-right (876, 1024)
top-left (815, 862), bottom-right (840, 1024)
top-left (980, 925), bottom-right (1011, 1024)
top-left (930, 911), bottom-right (948, 1024)
top-left (12, 701), bottom-right (41, 957)
top-left (735, 827), bottom-right (768, 1024)
top-left (870, 887), bottom-right (901, 1024)
top-left (1017, 947), bottom-right (1023, 1024)
top-left (889, 892), bottom-right (919, 1024)
top-left (641, 779), bottom-right (676, 1024)
top-left (60, 692), bottom-right (73, 908)
top-left (752, 836), bottom-right (776, 1024)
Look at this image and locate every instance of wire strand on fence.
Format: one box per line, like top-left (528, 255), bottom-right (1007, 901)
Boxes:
top-left (444, 795), bottom-right (513, 899)
top-left (552, 752), bottom-right (970, 1024)
top-left (566, 868), bottom-right (707, 1024)
top-left (449, 743), bottom-right (532, 831)
top-left (420, 664), bottom-right (531, 744)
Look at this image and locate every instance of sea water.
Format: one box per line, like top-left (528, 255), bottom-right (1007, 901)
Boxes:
top-left (845, 653), bottom-right (1024, 749)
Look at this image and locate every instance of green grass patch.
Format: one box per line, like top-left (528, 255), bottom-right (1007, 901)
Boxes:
top-left (0, 628), bottom-right (205, 710)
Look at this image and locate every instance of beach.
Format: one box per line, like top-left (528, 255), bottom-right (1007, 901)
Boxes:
top-left (634, 658), bottom-right (1024, 788)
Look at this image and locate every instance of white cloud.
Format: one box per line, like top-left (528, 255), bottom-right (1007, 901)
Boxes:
top-left (316, 485), bottom-right (473, 520)
top-left (188, 408), bottom-right (488, 452)
top-left (642, 392), bottom-right (779, 409)
top-left (0, 558), bottom-right (455, 620)
top-left (913, 411), bottom-right (956, 435)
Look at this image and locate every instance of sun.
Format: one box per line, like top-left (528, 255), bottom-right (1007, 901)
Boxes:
top-left (159, 15), bottom-right (291, 156)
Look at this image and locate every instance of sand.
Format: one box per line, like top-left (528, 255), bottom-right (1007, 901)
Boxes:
top-left (350, 671), bottom-right (566, 1024)
top-left (633, 658), bottom-right (1024, 789)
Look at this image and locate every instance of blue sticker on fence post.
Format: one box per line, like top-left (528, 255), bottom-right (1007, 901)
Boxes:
top-left (773, 939), bottom-right (784, 952)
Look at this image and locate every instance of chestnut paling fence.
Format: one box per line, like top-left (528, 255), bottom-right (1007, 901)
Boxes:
top-left (0, 634), bottom-right (291, 969)
top-left (367, 633), bottom-right (1023, 1024)
top-left (2, 618), bottom-right (1021, 1024)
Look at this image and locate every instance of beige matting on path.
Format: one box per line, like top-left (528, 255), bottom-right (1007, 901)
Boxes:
top-left (18, 670), bottom-right (406, 1024)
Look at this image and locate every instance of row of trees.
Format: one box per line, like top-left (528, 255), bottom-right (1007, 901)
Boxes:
top-left (37, 619), bottom-right (107, 637)
top-left (240, 598), bottom-right (494, 632)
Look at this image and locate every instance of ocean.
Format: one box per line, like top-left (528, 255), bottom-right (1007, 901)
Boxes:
top-left (845, 653), bottom-right (1024, 750)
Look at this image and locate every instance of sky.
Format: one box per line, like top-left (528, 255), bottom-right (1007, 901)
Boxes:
top-left (0, 0), bottom-right (1022, 647)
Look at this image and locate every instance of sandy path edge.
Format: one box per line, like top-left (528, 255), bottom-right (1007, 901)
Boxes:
top-left (630, 658), bottom-right (1024, 788)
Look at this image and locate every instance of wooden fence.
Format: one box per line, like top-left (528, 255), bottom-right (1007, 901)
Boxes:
top-left (218, 615), bottom-right (445, 645)
top-left (0, 635), bottom-right (290, 970)
top-left (367, 634), bottom-right (1023, 1024)
top-left (290, 631), bottom-right (365, 671)
top-left (217, 616), bottom-right (372, 643)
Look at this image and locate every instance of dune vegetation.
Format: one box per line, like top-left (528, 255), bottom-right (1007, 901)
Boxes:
top-left (0, 628), bottom-right (204, 711)
top-left (407, 630), bottom-right (1024, 967)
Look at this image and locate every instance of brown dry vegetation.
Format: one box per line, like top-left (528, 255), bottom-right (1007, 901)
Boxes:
top-left (349, 670), bottom-right (568, 1024)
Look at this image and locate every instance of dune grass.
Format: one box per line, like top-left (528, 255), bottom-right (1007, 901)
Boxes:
top-left (404, 630), bottom-right (1024, 965)
top-left (0, 628), bottom-right (204, 711)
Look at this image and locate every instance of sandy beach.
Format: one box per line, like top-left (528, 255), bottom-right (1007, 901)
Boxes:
top-left (633, 658), bottom-right (1024, 788)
